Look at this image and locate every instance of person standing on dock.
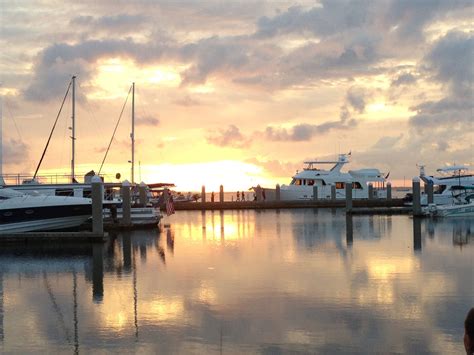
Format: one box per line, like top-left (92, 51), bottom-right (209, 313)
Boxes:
top-left (237, 191), bottom-right (240, 201)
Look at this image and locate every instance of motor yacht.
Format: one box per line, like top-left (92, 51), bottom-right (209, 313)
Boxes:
top-left (0, 188), bottom-right (94, 233)
top-left (277, 153), bottom-right (387, 200)
top-left (423, 187), bottom-right (474, 217)
top-left (419, 165), bottom-right (474, 205)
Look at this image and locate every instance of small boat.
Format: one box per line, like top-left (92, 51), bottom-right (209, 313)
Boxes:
top-left (103, 206), bottom-right (162, 227)
top-left (423, 187), bottom-right (474, 217)
top-left (418, 164), bottom-right (474, 205)
top-left (0, 188), bottom-right (94, 233)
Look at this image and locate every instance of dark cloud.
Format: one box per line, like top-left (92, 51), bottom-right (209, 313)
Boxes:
top-left (264, 119), bottom-right (357, 142)
top-left (346, 87), bottom-right (368, 113)
top-left (424, 30), bottom-right (474, 96)
top-left (206, 124), bottom-right (250, 148)
top-left (391, 73), bottom-right (416, 87)
top-left (3, 139), bottom-right (29, 165)
top-left (409, 31), bottom-right (473, 129)
top-left (136, 116), bottom-right (160, 126)
top-left (385, 0), bottom-right (472, 41)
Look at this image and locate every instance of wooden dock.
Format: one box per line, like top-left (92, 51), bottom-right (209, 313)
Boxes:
top-left (173, 199), bottom-right (406, 211)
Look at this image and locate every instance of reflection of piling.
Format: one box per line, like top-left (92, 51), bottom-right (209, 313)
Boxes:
top-left (346, 215), bottom-right (353, 246)
top-left (121, 180), bottom-right (132, 225)
top-left (92, 243), bottom-right (104, 303)
top-left (219, 185), bottom-right (224, 203)
top-left (386, 182), bottom-right (392, 200)
top-left (331, 185), bottom-right (336, 201)
top-left (425, 181), bottom-right (434, 205)
top-left (345, 182), bottom-right (352, 213)
top-left (275, 184), bottom-right (281, 201)
top-left (201, 185), bottom-right (206, 203)
top-left (92, 176), bottom-right (104, 234)
top-left (412, 177), bottom-right (422, 216)
top-left (413, 217), bottom-right (422, 252)
top-left (313, 186), bottom-right (318, 201)
top-left (123, 231), bottom-right (132, 272)
top-left (139, 181), bottom-right (147, 207)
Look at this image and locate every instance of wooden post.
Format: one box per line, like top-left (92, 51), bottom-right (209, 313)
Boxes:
top-left (219, 185), bottom-right (224, 203)
top-left (345, 182), bottom-right (352, 213)
top-left (412, 177), bottom-right (422, 216)
top-left (426, 181), bottom-right (434, 205)
top-left (331, 185), bottom-right (336, 201)
top-left (121, 180), bottom-right (132, 225)
top-left (256, 185), bottom-right (263, 201)
top-left (139, 181), bottom-right (147, 207)
top-left (386, 182), bottom-right (392, 200)
top-left (91, 175), bottom-right (103, 234)
top-left (313, 186), bottom-right (318, 201)
top-left (368, 183), bottom-right (374, 200)
top-left (275, 184), bottom-right (280, 201)
top-left (201, 185), bottom-right (206, 203)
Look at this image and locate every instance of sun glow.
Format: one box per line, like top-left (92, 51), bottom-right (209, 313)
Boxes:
top-left (87, 58), bottom-right (182, 100)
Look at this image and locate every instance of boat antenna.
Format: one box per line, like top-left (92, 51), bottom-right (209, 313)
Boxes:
top-left (98, 84), bottom-right (132, 175)
top-left (33, 78), bottom-right (73, 179)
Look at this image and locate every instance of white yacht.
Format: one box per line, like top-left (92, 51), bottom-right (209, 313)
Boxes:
top-left (419, 165), bottom-right (474, 205)
top-left (0, 188), bottom-right (94, 233)
top-left (278, 153), bottom-right (387, 200)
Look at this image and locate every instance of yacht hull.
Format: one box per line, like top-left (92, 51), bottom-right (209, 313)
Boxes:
top-left (0, 215), bottom-right (92, 233)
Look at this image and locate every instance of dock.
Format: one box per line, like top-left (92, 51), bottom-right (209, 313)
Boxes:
top-left (173, 199), bottom-right (406, 211)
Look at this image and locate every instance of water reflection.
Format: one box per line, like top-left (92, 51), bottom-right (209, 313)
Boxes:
top-left (0, 210), bottom-right (472, 353)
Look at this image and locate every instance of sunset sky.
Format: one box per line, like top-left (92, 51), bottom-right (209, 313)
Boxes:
top-left (1, 0), bottom-right (472, 191)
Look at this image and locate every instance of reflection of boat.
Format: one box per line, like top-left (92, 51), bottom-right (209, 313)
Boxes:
top-left (418, 165), bottom-right (474, 205)
top-left (277, 153), bottom-right (387, 200)
top-left (0, 188), bottom-right (94, 233)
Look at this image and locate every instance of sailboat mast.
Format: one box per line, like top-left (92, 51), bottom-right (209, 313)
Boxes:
top-left (131, 82), bottom-right (135, 184)
top-left (71, 75), bottom-right (76, 182)
top-left (0, 93), bottom-right (4, 186)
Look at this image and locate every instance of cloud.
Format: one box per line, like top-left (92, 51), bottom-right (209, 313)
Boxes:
top-left (264, 119), bottom-right (356, 142)
top-left (245, 157), bottom-right (300, 178)
top-left (206, 124), bottom-right (250, 148)
top-left (346, 87), bottom-right (368, 113)
top-left (173, 95), bottom-right (201, 107)
top-left (424, 30), bottom-right (474, 96)
top-left (3, 139), bottom-right (29, 165)
top-left (70, 14), bottom-right (147, 33)
top-left (370, 134), bottom-right (404, 150)
top-left (409, 31), bottom-right (473, 130)
top-left (136, 115), bottom-right (160, 126)
top-left (391, 73), bottom-right (416, 87)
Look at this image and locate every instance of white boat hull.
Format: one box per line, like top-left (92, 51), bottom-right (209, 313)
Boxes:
top-left (0, 215), bottom-right (91, 233)
top-left (424, 202), bottom-right (474, 217)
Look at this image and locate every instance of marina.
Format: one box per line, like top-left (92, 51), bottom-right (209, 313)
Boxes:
top-left (0, 209), bottom-right (471, 353)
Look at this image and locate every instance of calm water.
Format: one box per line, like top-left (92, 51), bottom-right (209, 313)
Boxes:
top-left (0, 209), bottom-right (472, 354)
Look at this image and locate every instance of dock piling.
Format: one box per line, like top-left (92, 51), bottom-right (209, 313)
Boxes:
top-left (275, 184), bottom-right (281, 201)
top-left (425, 181), bottom-right (434, 205)
top-left (313, 186), bottom-right (318, 201)
top-left (219, 185), bottom-right (224, 203)
top-left (331, 185), bottom-right (336, 201)
top-left (368, 183), bottom-right (374, 200)
top-left (386, 182), bottom-right (392, 200)
top-left (412, 177), bottom-right (422, 216)
top-left (345, 182), bottom-right (352, 213)
top-left (91, 176), bottom-right (103, 234)
top-left (139, 181), bottom-right (147, 207)
top-left (121, 180), bottom-right (132, 225)
top-left (201, 186), bottom-right (206, 203)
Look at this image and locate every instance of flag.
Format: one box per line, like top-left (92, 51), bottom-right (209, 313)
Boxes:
top-left (166, 195), bottom-right (175, 216)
